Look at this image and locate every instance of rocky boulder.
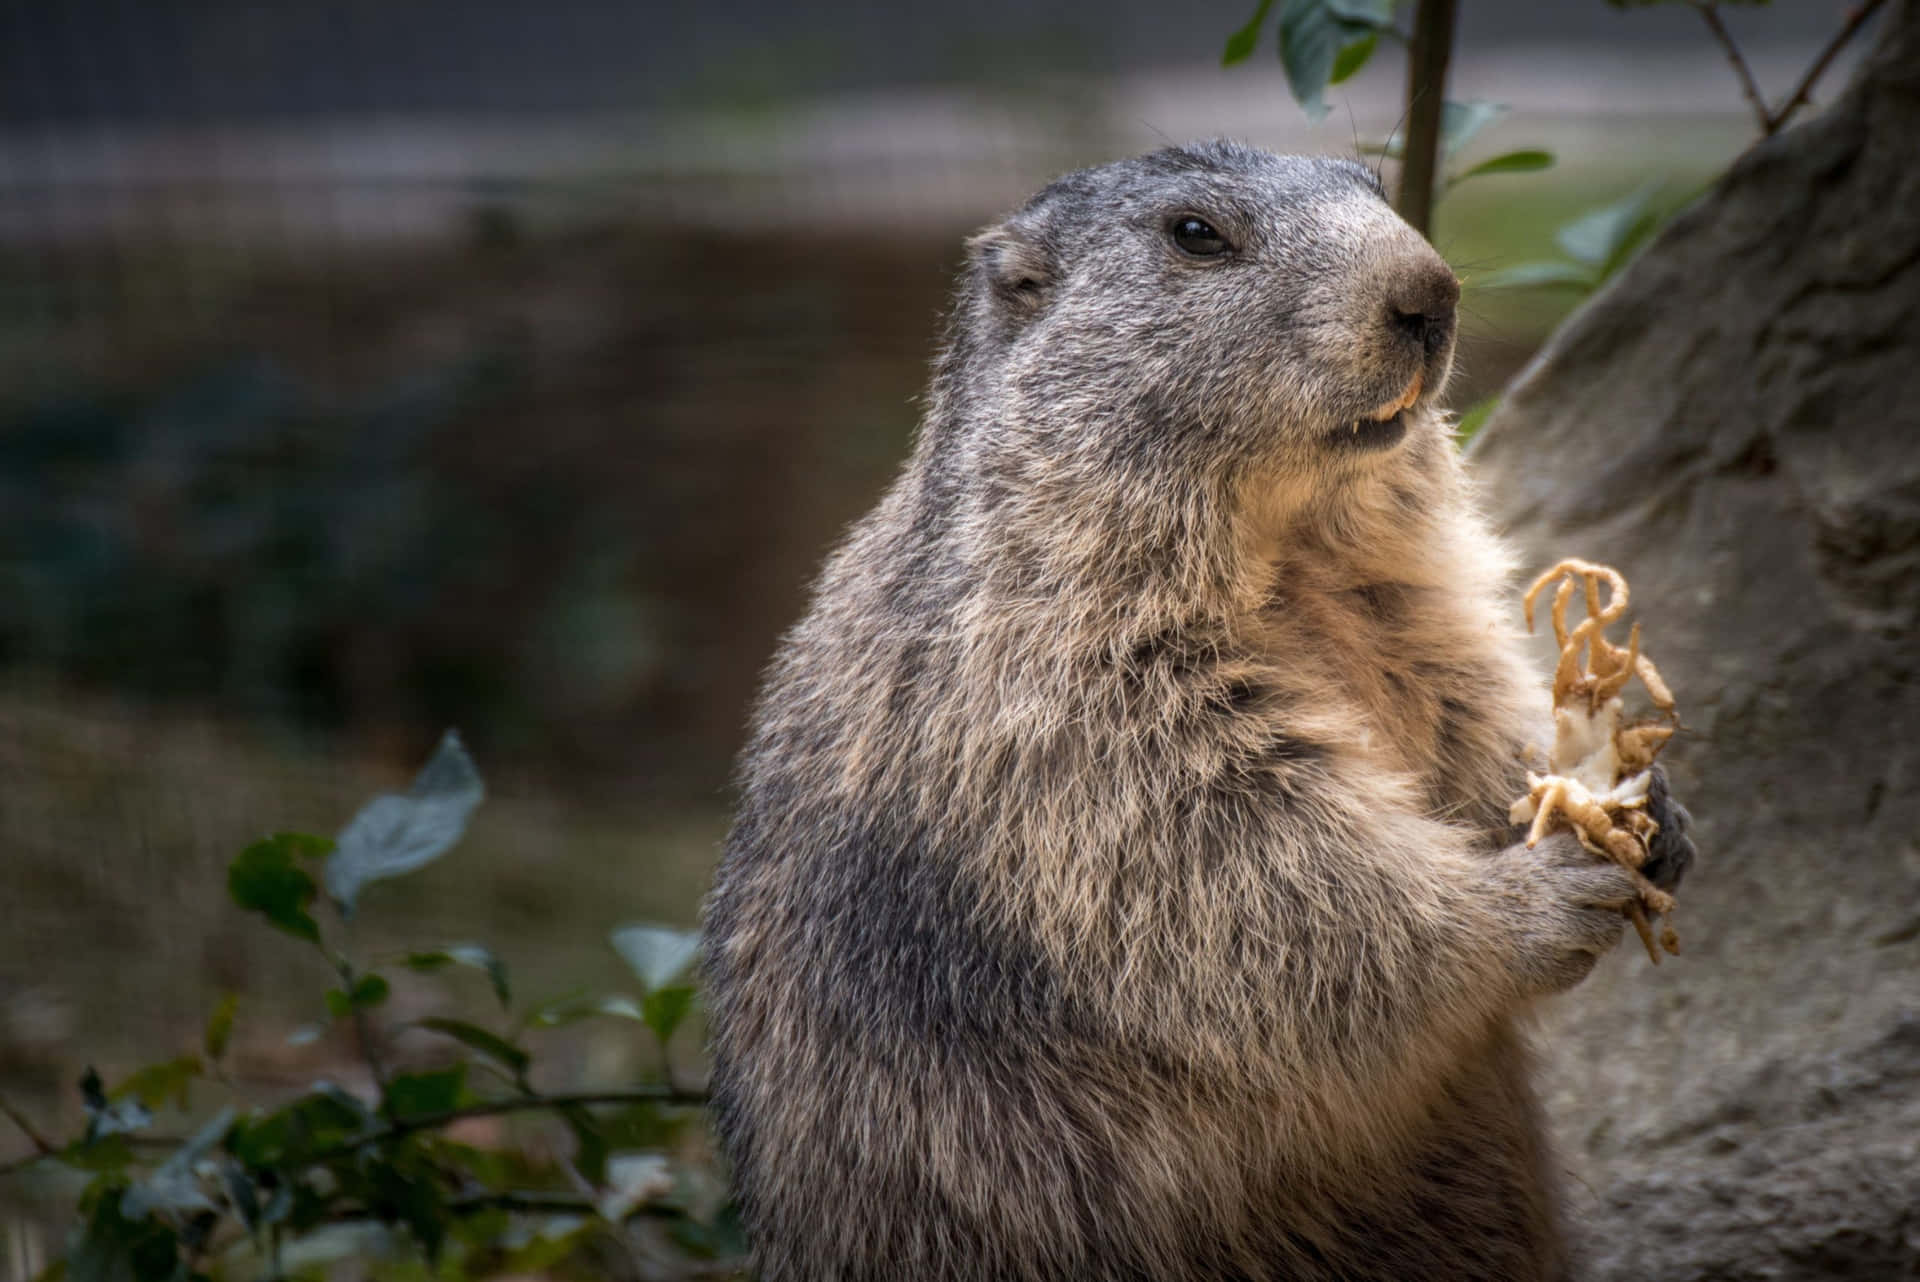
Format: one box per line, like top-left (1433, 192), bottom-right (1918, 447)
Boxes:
top-left (1468, 3), bottom-right (1920, 1276)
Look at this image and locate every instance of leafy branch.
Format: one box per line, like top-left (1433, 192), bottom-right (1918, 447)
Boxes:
top-left (1223, 1), bottom-right (1553, 237)
top-left (299, 1087), bottom-right (710, 1169)
top-left (1470, 0), bottom-right (1892, 304)
top-left (1476, 183), bottom-right (1668, 296)
top-left (1, 732), bottom-right (738, 1281)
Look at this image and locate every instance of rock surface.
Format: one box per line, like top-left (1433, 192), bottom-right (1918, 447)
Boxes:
top-left (1468, 4), bottom-right (1920, 1277)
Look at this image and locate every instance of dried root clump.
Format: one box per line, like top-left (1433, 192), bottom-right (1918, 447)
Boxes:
top-left (1509, 559), bottom-right (1682, 963)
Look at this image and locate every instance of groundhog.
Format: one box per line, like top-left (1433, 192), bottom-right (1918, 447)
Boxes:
top-left (702, 141), bottom-right (1693, 1281)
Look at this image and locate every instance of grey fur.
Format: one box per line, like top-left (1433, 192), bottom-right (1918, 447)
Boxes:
top-left (703, 142), bottom-right (1648, 1281)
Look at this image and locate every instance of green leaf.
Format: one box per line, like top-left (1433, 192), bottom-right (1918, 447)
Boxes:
top-left (1438, 99), bottom-right (1508, 159)
top-left (525, 993), bottom-right (643, 1028)
top-left (1325, 0), bottom-right (1395, 24)
top-left (597, 1152), bottom-right (673, 1222)
top-left (1278, 0), bottom-right (1379, 121)
top-left (416, 1017), bottom-right (531, 1076)
top-left (1328, 30), bottom-right (1378, 84)
top-left (228, 834), bottom-right (324, 944)
top-left (669, 1200), bottom-right (749, 1261)
top-left (112, 1057), bottom-right (202, 1113)
top-left (383, 1066), bottom-right (468, 1119)
top-left (592, 1100), bottom-right (692, 1152)
top-left (1454, 395), bottom-right (1500, 448)
top-left (451, 1205), bottom-right (513, 1249)
top-left (80, 1069), bottom-right (151, 1141)
top-left (1222, 0), bottom-right (1276, 65)
top-left (405, 944), bottom-right (510, 1008)
top-left (610, 924), bottom-right (701, 991)
top-left (203, 994), bottom-right (238, 1062)
top-left (1555, 183), bottom-right (1660, 267)
top-left (324, 972), bottom-right (390, 1017)
top-left (69, 1187), bottom-right (180, 1282)
top-left (1474, 260), bottom-right (1599, 291)
top-left (523, 988), bottom-right (594, 1029)
top-left (324, 729), bottom-right (485, 916)
top-left (559, 1105), bottom-right (609, 1185)
top-left (498, 1218), bottom-right (594, 1274)
top-left (594, 995), bottom-right (646, 1022)
top-left (56, 1134), bottom-right (135, 1175)
top-left (228, 1086), bottom-right (370, 1168)
top-left (1452, 149), bottom-right (1555, 184)
top-left (280, 831), bottom-right (337, 861)
top-left (1599, 211), bottom-right (1664, 280)
top-left (364, 1148), bottom-right (449, 1261)
top-left (1367, 98), bottom-right (1505, 162)
top-left (221, 1163), bottom-right (261, 1231)
top-left (641, 986), bottom-right (698, 1047)
top-left (122, 1108), bottom-right (233, 1219)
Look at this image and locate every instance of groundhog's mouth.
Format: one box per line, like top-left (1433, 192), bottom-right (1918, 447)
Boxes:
top-left (1331, 411), bottom-right (1409, 451)
top-left (1327, 371), bottom-right (1423, 452)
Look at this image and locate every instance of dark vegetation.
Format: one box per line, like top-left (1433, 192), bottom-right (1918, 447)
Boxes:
top-left (3, 735), bottom-right (738, 1280)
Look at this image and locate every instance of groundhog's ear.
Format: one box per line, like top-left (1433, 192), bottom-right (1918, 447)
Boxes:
top-left (965, 221), bottom-right (1055, 315)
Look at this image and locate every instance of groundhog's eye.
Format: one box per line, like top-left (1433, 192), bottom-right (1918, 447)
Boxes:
top-left (1171, 216), bottom-right (1230, 257)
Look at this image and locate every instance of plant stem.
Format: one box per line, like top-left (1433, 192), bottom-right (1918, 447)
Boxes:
top-left (303, 1087), bottom-right (708, 1165)
top-left (1771, 0), bottom-right (1889, 133)
top-left (1689, 1), bottom-right (1773, 134)
top-left (0, 1093), bottom-right (56, 1157)
top-left (335, 958), bottom-right (392, 1113)
top-left (1396, 0), bottom-right (1457, 238)
top-left (0, 1086), bottom-right (710, 1177)
top-left (444, 1189), bottom-right (705, 1221)
top-left (391, 1087), bottom-right (710, 1129)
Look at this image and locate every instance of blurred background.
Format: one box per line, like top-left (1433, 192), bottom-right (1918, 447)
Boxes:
top-left (0, 0), bottom-right (1875, 1216)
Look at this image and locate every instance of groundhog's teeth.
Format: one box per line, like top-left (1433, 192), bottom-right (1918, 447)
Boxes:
top-left (1365, 371), bottom-right (1425, 423)
top-left (1395, 371), bottom-right (1424, 413)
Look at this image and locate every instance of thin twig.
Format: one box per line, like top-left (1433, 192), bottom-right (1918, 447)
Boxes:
top-left (0, 1093), bottom-right (56, 1157)
top-left (324, 1188), bottom-right (686, 1222)
top-left (0, 1087), bottom-right (708, 1178)
top-left (384, 1087), bottom-right (710, 1130)
top-left (0, 1133), bottom-right (197, 1178)
top-left (450, 1189), bottom-right (596, 1216)
top-left (335, 959), bottom-right (393, 1117)
top-left (1689, 1), bottom-right (1773, 134)
top-left (1770, 0), bottom-right (1889, 133)
top-left (302, 1087), bottom-right (708, 1166)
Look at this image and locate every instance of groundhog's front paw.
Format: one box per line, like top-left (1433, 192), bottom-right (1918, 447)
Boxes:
top-left (1489, 831), bottom-right (1644, 996)
top-left (1638, 762), bottom-right (1695, 894)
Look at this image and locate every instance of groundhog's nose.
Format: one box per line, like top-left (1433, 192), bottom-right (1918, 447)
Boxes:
top-left (1387, 263), bottom-right (1460, 356)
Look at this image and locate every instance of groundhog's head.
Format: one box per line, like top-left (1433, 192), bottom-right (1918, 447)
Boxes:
top-left (952, 141), bottom-right (1459, 487)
